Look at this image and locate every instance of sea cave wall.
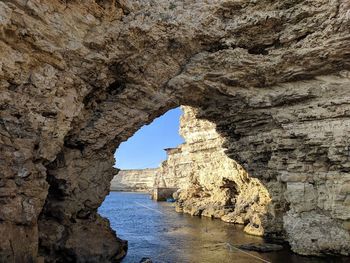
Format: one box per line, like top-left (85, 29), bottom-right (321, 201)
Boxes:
top-left (0, 0), bottom-right (350, 261)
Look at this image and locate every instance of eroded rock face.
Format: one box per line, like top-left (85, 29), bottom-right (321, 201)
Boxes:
top-left (110, 169), bottom-right (159, 192)
top-left (0, 0), bottom-right (350, 261)
top-left (158, 106), bottom-right (271, 237)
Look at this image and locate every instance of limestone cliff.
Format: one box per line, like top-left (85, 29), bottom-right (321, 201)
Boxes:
top-left (154, 147), bottom-right (190, 189)
top-left (0, 0), bottom-right (349, 261)
top-left (157, 106), bottom-right (271, 236)
top-left (110, 169), bottom-right (158, 192)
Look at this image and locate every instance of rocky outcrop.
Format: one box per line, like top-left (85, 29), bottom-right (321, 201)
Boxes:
top-left (110, 169), bottom-right (158, 192)
top-left (154, 147), bottom-right (191, 189)
top-left (158, 106), bottom-right (271, 236)
top-left (0, 0), bottom-right (349, 261)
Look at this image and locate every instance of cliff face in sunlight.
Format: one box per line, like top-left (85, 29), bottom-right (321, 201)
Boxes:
top-left (157, 106), bottom-right (272, 237)
top-left (110, 169), bottom-right (158, 192)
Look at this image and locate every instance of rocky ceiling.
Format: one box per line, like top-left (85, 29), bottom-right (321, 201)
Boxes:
top-left (0, 0), bottom-right (350, 262)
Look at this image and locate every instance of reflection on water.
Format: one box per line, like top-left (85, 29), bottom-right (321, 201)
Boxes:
top-left (99, 192), bottom-right (348, 263)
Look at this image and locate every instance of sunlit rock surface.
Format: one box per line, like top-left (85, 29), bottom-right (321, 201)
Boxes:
top-left (0, 0), bottom-right (350, 261)
top-left (110, 169), bottom-right (158, 192)
top-left (157, 106), bottom-right (271, 237)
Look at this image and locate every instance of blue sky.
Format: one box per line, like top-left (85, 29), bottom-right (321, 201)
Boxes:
top-left (114, 107), bottom-right (184, 169)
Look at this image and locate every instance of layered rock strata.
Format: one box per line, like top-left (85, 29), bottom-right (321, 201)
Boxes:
top-left (110, 169), bottom-right (158, 192)
top-left (0, 0), bottom-right (349, 261)
top-left (157, 106), bottom-right (271, 236)
top-left (154, 147), bottom-right (191, 189)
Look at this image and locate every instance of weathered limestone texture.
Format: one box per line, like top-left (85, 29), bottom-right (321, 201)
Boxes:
top-left (154, 147), bottom-right (192, 189)
top-left (158, 106), bottom-right (271, 237)
top-left (110, 169), bottom-right (158, 192)
top-left (0, 0), bottom-right (349, 261)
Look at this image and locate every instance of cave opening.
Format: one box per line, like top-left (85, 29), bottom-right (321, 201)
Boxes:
top-left (114, 107), bottom-right (184, 171)
top-left (36, 71), bottom-right (350, 262)
top-left (96, 105), bottom-right (274, 262)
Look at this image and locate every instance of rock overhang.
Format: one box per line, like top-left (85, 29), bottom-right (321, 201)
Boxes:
top-left (0, 0), bottom-right (350, 261)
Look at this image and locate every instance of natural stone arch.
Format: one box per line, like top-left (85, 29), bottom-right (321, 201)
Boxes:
top-left (1, 0), bottom-right (350, 262)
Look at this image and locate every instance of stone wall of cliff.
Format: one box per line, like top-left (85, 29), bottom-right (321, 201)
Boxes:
top-left (110, 169), bottom-right (158, 192)
top-left (157, 106), bottom-right (271, 236)
top-left (0, 0), bottom-right (349, 261)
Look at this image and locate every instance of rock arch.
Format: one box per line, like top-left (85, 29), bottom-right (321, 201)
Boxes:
top-left (1, 0), bottom-right (350, 262)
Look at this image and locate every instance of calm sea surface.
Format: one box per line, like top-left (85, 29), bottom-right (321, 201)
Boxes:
top-left (99, 192), bottom-right (348, 263)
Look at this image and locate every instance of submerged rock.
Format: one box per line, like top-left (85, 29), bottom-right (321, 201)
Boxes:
top-left (238, 243), bottom-right (284, 253)
top-left (139, 257), bottom-right (153, 263)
